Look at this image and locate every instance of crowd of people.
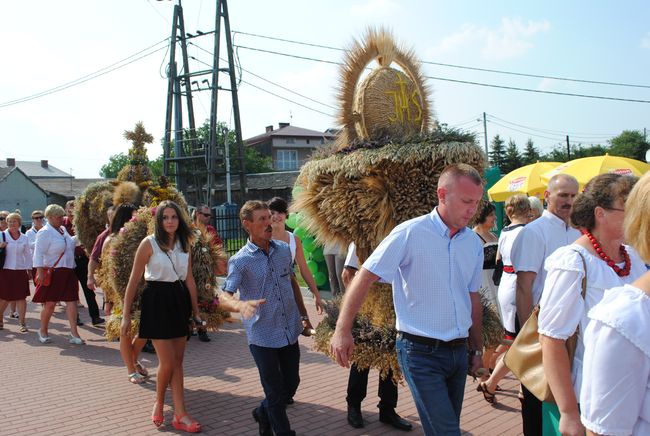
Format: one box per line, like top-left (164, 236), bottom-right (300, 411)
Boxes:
top-left (2, 165), bottom-right (650, 435)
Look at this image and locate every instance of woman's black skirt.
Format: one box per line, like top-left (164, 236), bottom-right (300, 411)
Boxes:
top-left (139, 280), bottom-right (191, 340)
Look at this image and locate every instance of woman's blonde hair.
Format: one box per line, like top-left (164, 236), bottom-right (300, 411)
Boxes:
top-left (624, 172), bottom-right (650, 263)
top-left (44, 204), bottom-right (65, 219)
top-left (6, 212), bottom-right (22, 225)
top-left (505, 194), bottom-right (530, 220)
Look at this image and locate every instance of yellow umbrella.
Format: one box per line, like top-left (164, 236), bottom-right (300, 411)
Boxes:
top-left (540, 154), bottom-right (650, 189)
top-left (487, 161), bottom-right (562, 202)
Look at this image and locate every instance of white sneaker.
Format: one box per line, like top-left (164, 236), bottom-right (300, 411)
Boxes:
top-left (69, 335), bottom-right (85, 345)
top-left (38, 332), bottom-right (52, 344)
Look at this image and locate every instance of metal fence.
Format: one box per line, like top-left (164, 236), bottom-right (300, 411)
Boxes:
top-left (212, 204), bottom-right (247, 256)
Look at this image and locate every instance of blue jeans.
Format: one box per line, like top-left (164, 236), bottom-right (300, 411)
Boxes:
top-left (249, 342), bottom-right (300, 436)
top-left (396, 334), bottom-right (468, 436)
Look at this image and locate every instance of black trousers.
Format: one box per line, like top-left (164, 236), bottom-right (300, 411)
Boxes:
top-left (74, 253), bottom-right (100, 321)
top-left (515, 315), bottom-right (542, 436)
top-left (346, 363), bottom-right (397, 410)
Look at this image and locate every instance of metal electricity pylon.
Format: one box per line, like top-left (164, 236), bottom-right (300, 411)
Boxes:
top-left (162, 0), bottom-right (246, 207)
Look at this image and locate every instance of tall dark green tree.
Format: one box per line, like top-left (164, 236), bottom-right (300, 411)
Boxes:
top-left (522, 138), bottom-right (541, 165)
top-left (488, 134), bottom-right (506, 170)
top-left (608, 130), bottom-right (649, 161)
top-left (502, 139), bottom-right (523, 173)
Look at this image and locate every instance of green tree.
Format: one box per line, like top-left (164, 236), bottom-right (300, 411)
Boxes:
top-left (570, 143), bottom-right (609, 159)
top-left (522, 138), bottom-right (540, 165)
top-left (488, 134), bottom-right (506, 170)
top-left (502, 139), bottom-right (523, 173)
top-left (99, 153), bottom-right (129, 178)
top-left (181, 120), bottom-right (272, 174)
top-left (99, 152), bottom-right (164, 179)
top-left (541, 144), bottom-right (569, 163)
top-left (608, 130), bottom-right (649, 161)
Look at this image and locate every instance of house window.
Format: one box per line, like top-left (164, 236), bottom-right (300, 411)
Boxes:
top-left (276, 150), bottom-right (298, 170)
top-left (306, 139), bottom-right (310, 144)
top-left (286, 138), bottom-right (295, 144)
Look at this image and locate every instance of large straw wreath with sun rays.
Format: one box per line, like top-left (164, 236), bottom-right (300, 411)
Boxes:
top-left (294, 28), bottom-right (502, 382)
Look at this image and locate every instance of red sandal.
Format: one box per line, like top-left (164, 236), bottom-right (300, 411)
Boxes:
top-left (151, 403), bottom-right (164, 427)
top-left (172, 413), bottom-right (201, 433)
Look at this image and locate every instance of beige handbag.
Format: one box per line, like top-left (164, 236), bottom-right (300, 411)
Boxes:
top-left (504, 250), bottom-right (587, 403)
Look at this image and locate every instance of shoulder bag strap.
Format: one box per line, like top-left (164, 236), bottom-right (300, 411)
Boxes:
top-left (51, 237), bottom-right (66, 269)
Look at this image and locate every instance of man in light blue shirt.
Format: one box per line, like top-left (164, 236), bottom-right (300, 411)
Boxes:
top-left (331, 163), bottom-right (485, 436)
top-left (222, 200), bottom-right (302, 436)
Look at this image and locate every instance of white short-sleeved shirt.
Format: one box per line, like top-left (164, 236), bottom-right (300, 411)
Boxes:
top-left (344, 242), bottom-right (358, 269)
top-left (496, 224), bottom-right (526, 333)
top-left (363, 208), bottom-right (483, 341)
top-left (511, 210), bottom-right (581, 305)
top-left (144, 235), bottom-right (189, 282)
top-left (26, 226), bottom-right (40, 257)
top-left (580, 284), bottom-right (650, 436)
top-left (538, 244), bottom-right (646, 396)
top-left (1, 230), bottom-right (32, 270)
top-left (33, 224), bottom-right (76, 269)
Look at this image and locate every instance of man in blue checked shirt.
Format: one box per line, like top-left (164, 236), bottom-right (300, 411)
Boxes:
top-left (331, 163), bottom-right (486, 436)
top-left (222, 200), bottom-right (302, 436)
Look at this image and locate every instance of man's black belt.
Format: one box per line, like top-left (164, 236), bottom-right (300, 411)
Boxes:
top-left (399, 331), bottom-right (467, 348)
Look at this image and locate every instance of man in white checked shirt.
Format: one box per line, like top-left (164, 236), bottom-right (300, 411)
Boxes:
top-left (331, 163), bottom-right (485, 436)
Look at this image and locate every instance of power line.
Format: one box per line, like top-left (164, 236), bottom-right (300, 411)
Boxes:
top-left (233, 45), bottom-right (650, 104)
top-left (232, 30), bottom-right (650, 89)
top-left (487, 119), bottom-right (608, 145)
top-left (425, 75), bottom-right (650, 104)
top-left (0, 39), bottom-right (169, 108)
top-left (486, 114), bottom-right (617, 139)
top-left (239, 79), bottom-right (334, 117)
top-left (188, 43), bottom-right (337, 110)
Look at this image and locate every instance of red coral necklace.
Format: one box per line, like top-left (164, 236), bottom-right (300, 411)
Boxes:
top-left (583, 230), bottom-right (630, 277)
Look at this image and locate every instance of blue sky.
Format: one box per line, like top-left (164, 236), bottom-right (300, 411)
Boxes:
top-left (1, 1), bottom-right (648, 177)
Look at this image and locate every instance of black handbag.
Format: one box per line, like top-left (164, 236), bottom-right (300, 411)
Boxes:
top-left (492, 258), bottom-right (504, 286)
top-left (0, 232), bottom-right (6, 269)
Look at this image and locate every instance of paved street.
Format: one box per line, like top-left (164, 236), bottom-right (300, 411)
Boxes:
top-left (0, 288), bottom-right (523, 435)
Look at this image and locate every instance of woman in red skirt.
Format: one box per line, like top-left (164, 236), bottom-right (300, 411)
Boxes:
top-left (32, 204), bottom-right (83, 344)
top-left (0, 213), bottom-right (32, 332)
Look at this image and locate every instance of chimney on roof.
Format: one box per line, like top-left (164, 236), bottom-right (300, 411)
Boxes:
top-left (265, 125), bottom-right (273, 133)
top-left (6, 158), bottom-right (15, 167)
top-left (41, 160), bottom-right (48, 169)
top-left (279, 122), bottom-right (290, 129)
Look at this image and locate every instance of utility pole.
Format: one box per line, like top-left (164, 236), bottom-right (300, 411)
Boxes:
top-left (206, 0), bottom-right (246, 208)
top-left (223, 127), bottom-right (232, 204)
top-left (483, 112), bottom-right (489, 157)
top-left (162, 3), bottom-right (200, 202)
top-left (162, 0), bottom-right (246, 208)
top-left (566, 135), bottom-right (571, 160)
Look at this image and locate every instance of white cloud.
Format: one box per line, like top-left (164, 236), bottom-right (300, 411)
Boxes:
top-left (642, 32), bottom-right (650, 49)
top-left (349, 0), bottom-right (398, 17)
top-left (427, 17), bottom-right (550, 61)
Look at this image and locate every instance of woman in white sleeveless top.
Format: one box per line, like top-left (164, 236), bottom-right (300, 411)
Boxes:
top-left (121, 201), bottom-right (204, 432)
top-left (478, 194), bottom-right (531, 404)
top-left (121, 201), bottom-right (263, 432)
